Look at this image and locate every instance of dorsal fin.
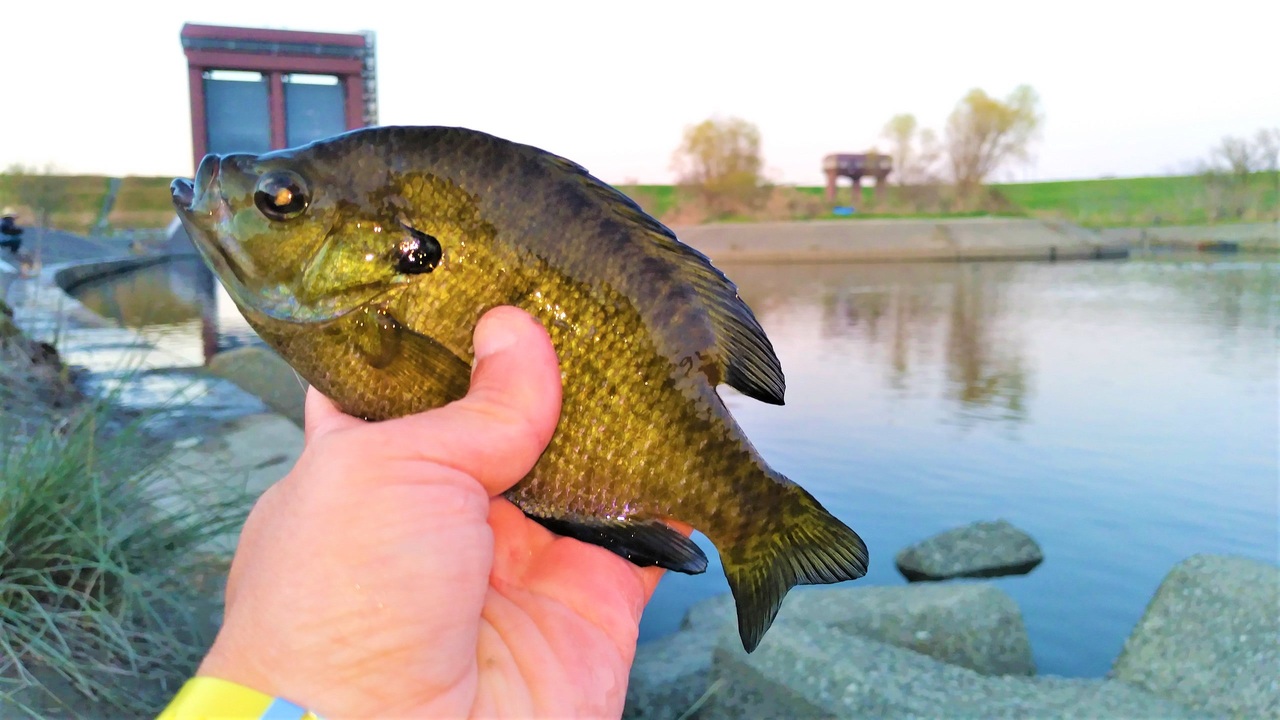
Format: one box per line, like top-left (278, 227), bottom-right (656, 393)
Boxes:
top-left (541, 153), bottom-right (786, 405)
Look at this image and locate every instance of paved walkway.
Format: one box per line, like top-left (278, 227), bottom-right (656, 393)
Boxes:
top-left (6, 227), bottom-right (136, 265)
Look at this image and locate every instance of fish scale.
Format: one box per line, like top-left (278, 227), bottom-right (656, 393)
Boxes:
top-left (171, 125), bottom-right (868, 652)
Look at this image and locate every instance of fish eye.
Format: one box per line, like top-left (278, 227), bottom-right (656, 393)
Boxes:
top-left (396, 223), bottom-right (443, 274)
top-left (254, 170), bottom-right (310, 221)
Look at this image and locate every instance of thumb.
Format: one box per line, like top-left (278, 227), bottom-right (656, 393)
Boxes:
top-left (369, 306), bottom-right (563, 495)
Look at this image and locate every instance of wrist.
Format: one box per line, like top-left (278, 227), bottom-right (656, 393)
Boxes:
top-left (157, 676), bottom-right (321, 720)
top-left (193, 633), bottom-right (401, 718)
top-left (196, 641), bottom-right (282, 705)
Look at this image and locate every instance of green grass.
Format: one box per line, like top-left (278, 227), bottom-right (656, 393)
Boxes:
top-left (0, 175), bottom-right (112, 235)
top-left (0, 380), bottom-right (253, 716)
top-left (616, 183), bottom-right (1002, 223)
top-left (614, 176), bottom-right (1280, 228)
top-left (4, 172), bottom-right (1278, 234)
top-left (616, 184), bottom-right (679, 219)
top-left (993, 173), bottom-right (1280, 227)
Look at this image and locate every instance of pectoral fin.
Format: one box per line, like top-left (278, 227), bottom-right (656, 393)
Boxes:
top-left (345, 305), bottom-right (470, 400)
top-left (525, 512), bottom-right (709, 575)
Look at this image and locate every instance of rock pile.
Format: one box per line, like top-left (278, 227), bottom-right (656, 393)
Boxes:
top-left (625, 554), bottom-right (1277, 718)
top-left (895, 519), bottom-right (1044, 581)
top-left (1111, 554), bottom-right (1278, 718)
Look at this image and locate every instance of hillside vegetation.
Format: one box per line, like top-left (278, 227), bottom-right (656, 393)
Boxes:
top-left (0, 172), bottom-right (1276, 235)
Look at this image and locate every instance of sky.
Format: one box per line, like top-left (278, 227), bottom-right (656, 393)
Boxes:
top-left (2, 1), bottom-right (1277, 186)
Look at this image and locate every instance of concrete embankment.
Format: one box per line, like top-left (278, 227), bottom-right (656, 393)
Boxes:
top-left (53, 254), bottom-right (178, 294)
top-left (670, 217), bottom-right (1129, 264)
top-left (1099, 221), bottom-right (1279, 252)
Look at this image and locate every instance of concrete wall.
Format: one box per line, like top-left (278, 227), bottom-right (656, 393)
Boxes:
top-left (669, 217), bottom-right (1125, 263)
top-left (1098, 222), bottom-right (1279, 250)
top-left (53, 254), bottom-right (187, 294)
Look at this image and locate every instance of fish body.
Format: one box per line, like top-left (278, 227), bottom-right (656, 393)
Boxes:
top-left (171, 126), bottom-right (867, 651)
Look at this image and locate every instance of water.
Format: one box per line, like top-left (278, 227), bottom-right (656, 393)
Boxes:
top-left (71, 254), bottom-right (1279, 678)
top-left (68, 256), bottom-right (262, 365)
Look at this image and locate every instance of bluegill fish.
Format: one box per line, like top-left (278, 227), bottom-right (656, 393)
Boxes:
top-left (170, 126), bottom-right (867, 651)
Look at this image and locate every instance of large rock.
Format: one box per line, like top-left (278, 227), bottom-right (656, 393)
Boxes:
top-left (623, 625), bottom-right (720, 719)
top-left (206, 346), bottom-right (307, 426)
top-left (0, 298), bottom-right (84, 412)
top-left (701, 619), bottom-right (1203, 719)
top-left (165, 412), bottom-right (304, 497)
top-left (1111, 554), bottom-right (1279, 718)
top-left (683, 583), bottom-right (1034, 676)
top-left (157, 412), bottom-right (303, 557)
top-left (702, 620), bottom-right (1205, 719)
top-left (895, 519), bottom-right (1043, 581)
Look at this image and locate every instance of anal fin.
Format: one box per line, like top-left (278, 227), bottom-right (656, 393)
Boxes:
top-left (525, 513), bottom-right (709, 575)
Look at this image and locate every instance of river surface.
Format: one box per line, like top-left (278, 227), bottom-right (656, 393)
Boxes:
top-left (70, 254), bottom-right (1279, 677)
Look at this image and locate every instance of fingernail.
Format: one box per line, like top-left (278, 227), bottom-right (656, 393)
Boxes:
top-left (473, 311), bottom-right (519, 361)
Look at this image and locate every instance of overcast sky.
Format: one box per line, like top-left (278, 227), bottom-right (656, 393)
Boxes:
top-left (2, 1), bottom-right (1276, 185)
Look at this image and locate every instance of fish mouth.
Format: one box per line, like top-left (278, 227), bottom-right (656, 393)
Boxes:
top-left (170, 178), bottom-right (194, 208)
top-left (169, 150), bottom-right (209, 209)
top-left (171, 153), bottom-right (220, 216)
top-left (170, 156), bottom-right (258, 295)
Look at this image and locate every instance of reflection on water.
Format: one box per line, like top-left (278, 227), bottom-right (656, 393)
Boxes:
top-left (731, 263), bottom-right (1039, 429)
top-left (70, 255), bottom-right (1279, 677)
top-left (71, 257), bottom-right (259, 366)
top-left (71, 259), bottom-right (205, 330)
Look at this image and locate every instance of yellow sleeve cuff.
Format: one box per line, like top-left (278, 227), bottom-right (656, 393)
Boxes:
top-left (157, 676), bottom-right (322, 720)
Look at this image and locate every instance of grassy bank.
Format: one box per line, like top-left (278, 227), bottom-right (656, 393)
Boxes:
top-left (2, 172), bottom-right (1277, 234)
top-left (0, 302), bottom-right (253, 717)
top-left (0, 175), bottom-right (112, 235)
top-left (995, 173), bottom-right (1280, 227)
top-left (106, 177), bottom-right (179, 231)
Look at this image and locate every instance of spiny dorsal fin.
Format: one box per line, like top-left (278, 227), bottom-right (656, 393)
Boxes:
top-left (542, 153), bottom-right (786, 405)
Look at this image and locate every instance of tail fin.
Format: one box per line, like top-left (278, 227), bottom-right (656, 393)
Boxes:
top-left (721, 483), bottom-right (868, 653)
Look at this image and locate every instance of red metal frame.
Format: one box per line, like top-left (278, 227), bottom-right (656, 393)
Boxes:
top-left (181, 23), bottom-right (370, 170)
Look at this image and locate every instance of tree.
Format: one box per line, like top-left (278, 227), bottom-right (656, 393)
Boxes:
top-left (916, 129), bottom-right (943, 181)
top-left (882, 114), bottom-right (943, 186)
top-left (944, 85), bottom-right (1043, 200)
top-left (1199, 127), bottom-right (1280, 221)
top-left (1211, 136), bottom-right (1260, 181)
top-left (671, 117), bottom-right (766, 217)
top-left (1258, 128), bottom-right (1280, 221)
top-left (1255, 127), bottom-right (1280, 174)
top-left (883, 114), bottom-right (917, 186)
top-left (1207, 127), bottom-right (1279, 179)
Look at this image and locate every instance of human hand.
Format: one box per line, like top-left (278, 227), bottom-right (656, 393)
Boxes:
top-left (197, 306), bottom-right (668, 718)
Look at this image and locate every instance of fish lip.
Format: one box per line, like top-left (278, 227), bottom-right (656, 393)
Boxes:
top-left (171, 156), bottom-right (253, 294)
top-left (170, 178), bottom-right (194, 208)
top-left (172, 156), bottom-right (257, 283)
top-left (170, 154), bottom-right (222, 229)
top-left (178, 154), bottom-right (221, 212)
